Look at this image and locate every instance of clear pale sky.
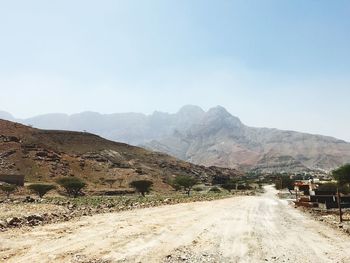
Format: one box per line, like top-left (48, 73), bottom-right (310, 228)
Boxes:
top-left (0, 1), bottom-right (349, 141)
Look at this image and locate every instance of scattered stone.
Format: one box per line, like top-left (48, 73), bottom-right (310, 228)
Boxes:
top-left (26, 214), bottom-right (44, 221)
top-left (6, 217), bottom-right (22, 227)
top-left (24, 196), bottom-right (35, 203)
top-left (68, 204), bottom-right (76, 210)
top-left (163, 198), bottom-right (172, 204)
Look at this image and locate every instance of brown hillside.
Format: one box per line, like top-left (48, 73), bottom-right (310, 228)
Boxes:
top-left (0, 119), bottom-right (242, 192)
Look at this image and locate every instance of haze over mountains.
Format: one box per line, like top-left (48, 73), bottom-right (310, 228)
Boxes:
top-left (1, 106), bottom-right (350, 173)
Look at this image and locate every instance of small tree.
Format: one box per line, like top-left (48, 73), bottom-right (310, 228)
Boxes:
top-left (56, 177), bottom-right (86, 198)
top-left (129, 180), bottom-right (153, 197)
top-left (28, 183), bottom-right (56, 198)
top-left (173, 175), bottom-right (198, 196)
top-left (222, 179), bottom-right (238, 192)
top-left (332, 164), bottom-right (350, 222)
top-left (0, 183), bottom-right (17, 198)
top-left (332, 164), bottom-right (350, 187)
top-left (275, 175), bottom-right (295, 193)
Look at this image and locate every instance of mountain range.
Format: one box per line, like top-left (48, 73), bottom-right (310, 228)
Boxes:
top-left (1, 106), bottom-right (350, 173)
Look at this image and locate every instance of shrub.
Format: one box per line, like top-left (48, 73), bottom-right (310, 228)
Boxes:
top-left (212, 175), bottom-right (230, 185)
top-left (222, 179), bottom-right (238, 192)
top-left (209, 186), bottom-right (221, 193)
top-left (173, 176), bottom-right (198, 196)
top-left (129, 180), bottom-right (153, 197)
top-left (56, 177), bottom-right (86, 198)
top-left (237, 184), bottom-right (253, 190)
top-left (193, 186), bottom-right (204, 192)
top-left (0, 183), bottom-right (17, 198)
top-left (170, 182), bottom-right (182, 191)
top-left (28, 183), bottom-right (56, 198)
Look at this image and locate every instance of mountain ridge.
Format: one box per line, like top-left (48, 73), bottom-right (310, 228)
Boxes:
top-left (1, 106), bottom-right (349, 172)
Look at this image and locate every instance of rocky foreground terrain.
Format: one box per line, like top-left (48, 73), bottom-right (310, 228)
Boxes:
top-left (3, 105), bottom-right (350, 173)
top-left (1, 191), bottom-right (247, 231)
top-left (1, 186), bottom-right (350, 263)
top-left (0, 119), bottom-right (241, 192)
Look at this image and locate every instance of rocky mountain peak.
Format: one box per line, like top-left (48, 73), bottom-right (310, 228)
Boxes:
top-left (177, 105), bottom-right (205, 116)
top-left (203, 106), bottom-right (243, 129)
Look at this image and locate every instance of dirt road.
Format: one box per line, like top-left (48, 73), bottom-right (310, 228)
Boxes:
top-left (1, 186), bottom-right (350, 263)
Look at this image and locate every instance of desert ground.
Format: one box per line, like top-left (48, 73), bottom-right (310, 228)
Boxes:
top-left (1, 186), bottom-right (350, 263)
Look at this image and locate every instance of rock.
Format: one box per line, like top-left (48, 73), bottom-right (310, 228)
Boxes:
top-left (68, 204), bottom-right (76, 210)
top-left (26, 214), bottom-right (43, 221)
top-left (163, 198), bottom-right (172, 204)
top-left (25, 214), bottom-right (44, 226)
top-left (0, 220), bottom-right (7, 228)
top-left (24, 196), bottom-right (35, 203)
top-left (180, 255), bottom-right (188, 261)
top-left (6, 217), bottom-right (22, 226)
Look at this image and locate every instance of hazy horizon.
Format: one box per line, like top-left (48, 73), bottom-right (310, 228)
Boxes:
top-left (1, 105), bottom-right (350, 143)
top-left (1, 1), bottom-right (349, 141)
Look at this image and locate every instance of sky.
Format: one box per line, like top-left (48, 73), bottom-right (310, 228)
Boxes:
top-left (0, 0), bottom-right (350, 141)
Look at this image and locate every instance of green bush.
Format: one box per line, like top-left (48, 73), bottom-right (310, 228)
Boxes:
top-left (56, 177), bottom-right (86, 198)
top-left (237, 184), bottom-right (253, 190)
top-left (193, 186), bottom-right (204, 192)
top-left (28, 183), bottom-right (56, 198)
top-left (209, 186), bottom-right (221, 193)
top-left (222, 179), bottom-right (238, 192)
top-left (332, 164), bottom-right (350, 186)
top-left (0, 183), bottom-right (17, 198)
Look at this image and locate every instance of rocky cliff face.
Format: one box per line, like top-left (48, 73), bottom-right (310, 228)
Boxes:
top-left (144, 106), bottom-right (350, 173)
top-left (2, 106), bottom-right (350, 173)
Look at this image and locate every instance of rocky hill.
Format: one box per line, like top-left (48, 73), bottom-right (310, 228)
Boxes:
top-left (2, 106), bottom-right (350, 173)
top-left (0, 119), bottom-right (242, 192)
